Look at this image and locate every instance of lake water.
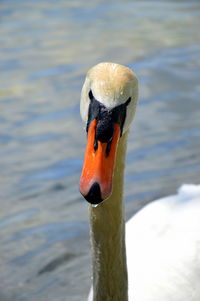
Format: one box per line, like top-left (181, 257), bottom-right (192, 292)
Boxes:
top-left (0, 1), bottom-right (200, 300)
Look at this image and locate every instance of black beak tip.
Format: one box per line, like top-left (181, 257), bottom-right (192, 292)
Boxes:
top-left (83, 182), bottom-right (103, 205)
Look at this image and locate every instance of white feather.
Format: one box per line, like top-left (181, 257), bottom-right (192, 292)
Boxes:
top-left (88, 184), bottom-right (200, 300)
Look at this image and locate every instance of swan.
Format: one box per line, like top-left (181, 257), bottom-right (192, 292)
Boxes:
top-left (79, 62), bottom-right (200, 301)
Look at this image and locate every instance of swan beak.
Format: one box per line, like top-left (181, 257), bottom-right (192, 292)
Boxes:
top-left (80, 119), bottom-right (120, 205)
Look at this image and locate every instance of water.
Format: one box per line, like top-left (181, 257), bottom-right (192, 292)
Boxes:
top-left (0, 1), bottom-right (200, 300)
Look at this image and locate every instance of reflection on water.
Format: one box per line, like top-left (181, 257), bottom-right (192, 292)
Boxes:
top-left (0, 1), bottom-right (200, 300)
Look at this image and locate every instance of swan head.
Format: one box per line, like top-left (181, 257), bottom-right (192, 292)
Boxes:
top-left (80, 62), bottom-right (138, 205)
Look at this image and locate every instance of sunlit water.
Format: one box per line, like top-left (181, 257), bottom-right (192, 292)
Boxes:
top-left (0, 1), bottom-right (200, 300)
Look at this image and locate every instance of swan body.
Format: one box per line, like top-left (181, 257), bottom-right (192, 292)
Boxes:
top-left (79, 62), bottom-right (200, 301)
top-left (126, 184), bottom-right (200, 301)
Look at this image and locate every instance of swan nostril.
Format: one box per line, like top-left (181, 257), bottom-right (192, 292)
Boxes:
top-left (84, 182), bottom-right (103, 205)
top-left (94, 136), bottom-right (98, 151)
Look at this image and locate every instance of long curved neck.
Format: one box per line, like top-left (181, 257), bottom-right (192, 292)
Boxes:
top-left (89, 131), bottom-right (128, 301)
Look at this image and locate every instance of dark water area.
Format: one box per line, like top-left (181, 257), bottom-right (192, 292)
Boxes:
top-left (0, 1), bottom-right (200, 300)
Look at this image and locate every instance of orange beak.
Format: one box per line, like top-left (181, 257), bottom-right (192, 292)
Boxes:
top-left (80, 119), bottom-right (120, 204)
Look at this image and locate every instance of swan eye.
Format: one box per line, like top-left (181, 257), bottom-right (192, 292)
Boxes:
top-left (125, 97), bottom-right (131, 106)
top-left (89, 90), bottom-right (94, 100)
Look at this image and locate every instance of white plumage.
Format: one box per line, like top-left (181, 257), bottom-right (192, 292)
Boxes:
top-left (88, 184), bottom-right (200, 301)
top-left (126, 184), bottom-right (200, 300)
